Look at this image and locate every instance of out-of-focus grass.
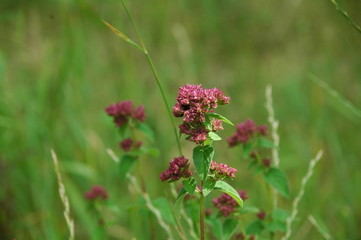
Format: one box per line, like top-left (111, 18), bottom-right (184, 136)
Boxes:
top-left (0, 0), bottom-right (360, 239)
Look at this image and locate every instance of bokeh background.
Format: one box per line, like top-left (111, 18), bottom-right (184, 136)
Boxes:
top-left (1, 0), bottom-right (360, 239)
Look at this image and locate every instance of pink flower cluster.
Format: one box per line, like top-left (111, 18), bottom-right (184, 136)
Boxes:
top-left (172, 84), bottom-right (230, 144)
top-left (120, 138), bottom-right (142, 152)
top-left (160, 156), bottom-right (192, 182)
top-left (105, 100), bottom-right (146, 127)
top-left (212, 190), bottom-right (248, 217)
top-left (227, 119), bottom-right (268, 147)
top-left (209, 161), bottom-right (237, 179)
top-left (84, 185), bottom-right (108, 200)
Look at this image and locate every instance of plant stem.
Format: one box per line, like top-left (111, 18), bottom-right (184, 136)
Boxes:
top-left (120, 0), bottom-right (183, 156)
top-left (200, 181), bottom-right (205, 240)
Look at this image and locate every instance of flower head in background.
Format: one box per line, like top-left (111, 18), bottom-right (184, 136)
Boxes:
top-left (84, 185), bottom-right (108, 200)
top-left (172, 84), bottom-right (230, 144)
top-left (119, 138), bottom-right (142, 152)
top-left (212, 190), bottom-right (248, 217)
top-left (106, 100), bottom-right (146, 127)
top-left (160, 156), bottom-right (192, 182)
top-left (227, 119), bottom-right (268, 147)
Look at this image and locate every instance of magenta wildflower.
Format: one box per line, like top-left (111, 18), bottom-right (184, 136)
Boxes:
top-left (257, 210), bottom-right (266, 220)
top-left (160, 156), bottom-right (192, 182)
top-left (119, 138), bottom-right (142, 152)
top-left (84, 185), bottom-right (108, 200)
top-left (262, 158), bottom-right (272, 168)
top-left (209, 161), bottom-right (237, 180)
top-left (172, 84), bottom-right (230, 144)
top-left (212, 190), bottom-right (247, 217)
top-left (211, 119), bottom-right (224, 131)
top-left (234, 233), bottom-right (246, 240)
top-left (257, 125), bottom-right (268, 136)
top-left (238, 190), bottom-right (249, 201)
top-left (105, 100), bottom-right (146, 127)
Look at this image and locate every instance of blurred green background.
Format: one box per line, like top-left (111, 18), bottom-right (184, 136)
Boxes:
top-left (1, 0), bottom-right (360, 239)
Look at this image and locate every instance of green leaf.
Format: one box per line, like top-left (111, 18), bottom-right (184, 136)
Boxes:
top-left (206, 216), bottom-right (223, 239)
top-left (193, 145), bottom-right (214, 181)
top-left (264, 167), bottom-right (290, 198)
top-left (237, 205), bottom-right (260, 214)
top-left (140, 147), bottom-right (159, 157)
top-left (272, 209), bottom-right (290, 222)
top-left (182, 177), bottom-right (196, 195)
top-left (208, 132), bottom-right (222, 141)
top-left (207, 113), bottom-right (234, 126)
top-left (203, 178), bottom-right (216, 197)
top-left (247, 160), bottom-right (258, 170)
top-left (246, 220), bottom-right (264, 235)
top-left (118, 123), bottom-right (128, 137)
top-left (243, 142), bottom-right (254, 158)
top-left (203, 114), bottom-right (212, 130)
top-left (136, 122), bottom-right (154, 142)
top-left (174, 187), bottom-right (187, 211)
top-left (257, 137), bottom-right (276, 149)
top-left (153, 197), bottom-right (176, 225)
top-left (119, 154), bottom-right (137, 180)
top-left (222, 218), bottom-right (239, 240)
top-left (266, 221), bottom-right (287, 233)
top-left (214, 181), bottom-right (243, 207)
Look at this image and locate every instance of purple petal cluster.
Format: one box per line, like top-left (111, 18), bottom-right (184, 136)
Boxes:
top-left (209, 161), bottom-right (237, 179)
top-left (172, 84), bottom-right (230, 144)
top-left (105, 100), bottom-right (146, 127)
top-left (120, 138), bottom-right (142, 152)
top-left (227, 119), bottom-right (268, 147)
top-left (212, 190), bottom-right (248, 217)
top-left (160, 156), bottom-right (192, 182)
top-left (84, 185), bottom-right (108, 200)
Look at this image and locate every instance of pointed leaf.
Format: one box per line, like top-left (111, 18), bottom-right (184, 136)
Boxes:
top-left (208, 132), bottom-right (222, 141)
top-left (203, 178), bottom-right (216, 197)
top-left (136, 122), bottom-right (154, 142)
top-left (193, 145), bottom-right (214, 181)
top-left (246, 220), bottom-right (264, 235)
top-left (214, 181), bottom-right (243, 207)
top-left (182, 177), bottom-right (196, 195)
top-left (222, 218), bottom-right (239, 240)
top-left (174, 187), bottom-right (187, 211)
top-left (119, 154), bottom-right (137, 179)
top-left (243, 142), bottom-right (254, 158)
top-left (207, 113), bottom-right (234, 126)
top-left (257, 137), bottom-right (276, 148)
top-left (264, 167), bottom-right (290, 198)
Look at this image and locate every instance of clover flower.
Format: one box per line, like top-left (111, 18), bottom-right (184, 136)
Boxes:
top-left (160, 156), bottom-right (192, 182)
top-left (84, 185), bottom-right (108, 200)
top-left (212, 190), bottom-right (248, 217)
top-left (209, 161), bottom-right (237, 180)
top-left (257, 210), bottom-right (266, 220)
top-left (172, 84), bottom-right (230, 144)
top-left (105, 100), bottom-right (146, 127)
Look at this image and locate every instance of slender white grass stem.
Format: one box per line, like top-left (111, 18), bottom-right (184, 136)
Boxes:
top-left (106, 148), bottom-right (176, 240)
top-left (282, 150), bottom-right (324, 240)
top-left (50, 149), bottom-right (75, 240)
top-left (265, 85), bottom-right (280, 209)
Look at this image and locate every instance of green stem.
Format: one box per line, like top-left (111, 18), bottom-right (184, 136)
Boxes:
top-left (120, 0), bottom-right (182, 156)
top-left (200, 182), bottom-right (205, 240)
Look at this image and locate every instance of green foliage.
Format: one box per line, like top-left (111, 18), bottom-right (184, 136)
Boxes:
top-left (246, 220), bottom-right (264, 235)
top-left (208, 132), bottom-right (222, 141)
top-left (119, 154), bottom-right (137, 180)
top-left (136, 122), bottom-right (155, 142)
top-left (214, 181), bottom-right (243, 207)
top-left (183, 177), bottom-right (197, 195)
top-left (264, 167), bottom-right (290, 198)
top-left (207, 113), bottom-right (234, 126)
top-left (257, 137), bottom-right (276, 149)
top-left (192, 145), bottom-right (214, 181)
top-left (222, 218), bottom-right (239, 240)
top-left (202, 178), bottom-right (216, 197)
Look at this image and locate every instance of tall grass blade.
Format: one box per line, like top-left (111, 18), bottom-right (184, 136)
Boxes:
top-left (102, 20), bottom-right (144, 52)
top-left (282, 150), bottom-right (324, 240)
top-left (309, 73), bottom-right (361, 118)
top-left (328, 0), bottom-right (361, 34)
top-left (51, 149), bottom-right (75, 240)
